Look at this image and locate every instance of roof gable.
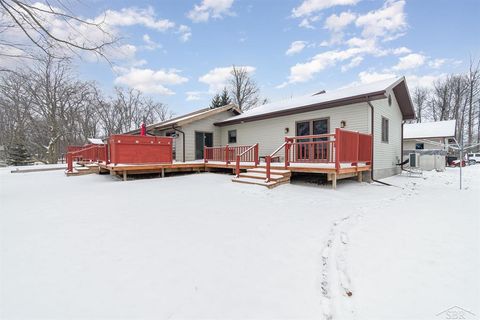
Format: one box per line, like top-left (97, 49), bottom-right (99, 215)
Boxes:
top-left (127, 104), bottom-right (241, 134)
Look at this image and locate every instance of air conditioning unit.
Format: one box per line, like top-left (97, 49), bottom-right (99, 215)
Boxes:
top-left (409, 153), bottom-right (420, 168)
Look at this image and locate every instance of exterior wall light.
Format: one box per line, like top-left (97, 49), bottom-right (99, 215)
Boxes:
top-left (284, 127), bottom-right (289, 134)
top-left (340, 121), bottom-right (346, 128)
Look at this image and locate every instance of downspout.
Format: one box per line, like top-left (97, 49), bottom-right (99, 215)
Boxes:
top-left (367, 99), bottom-right (392, 186)
top-left (401, 121), bottom-right (405, 170)
top-left (172, 125), bottom-right (186, 162)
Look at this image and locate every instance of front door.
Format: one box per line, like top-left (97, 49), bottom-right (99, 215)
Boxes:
top-left (195, 132), bottom-right (213, 160)
top-left (295, 118), bottom-right (329, 161)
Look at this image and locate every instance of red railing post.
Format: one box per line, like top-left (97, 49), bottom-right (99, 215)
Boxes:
top-left (254, 144), bottom-right (259, 165)
top-left (67, 152), bottom-right (73, 172)
top-left (105, 144), bottom-right (109, 164)
top-left (265, 155), bottom-right (271, 182)
top-left (225, 144), bottom-right (229, 165)
top-left (285, 137), bottom-right (290, 169)
top-left (356, 132), bottom-right (360, 168)
top-left (335, 128), bottom-right (341, 172)
top-left (204, 147), bottom-right (207, 163)
top-left (236, 155), bottom-right (241, 177)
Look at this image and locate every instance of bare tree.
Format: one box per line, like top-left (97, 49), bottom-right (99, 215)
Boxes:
top-left (465, 57), bottom-right (480, 144)
top-left (229, 65), bottom-right (260, 111)
top-left (97, 87), bottom-right (172, 136)
top-left (0, 0), bottom-right (116, 64)
top-left (411, 87), bottom-right (429, 123)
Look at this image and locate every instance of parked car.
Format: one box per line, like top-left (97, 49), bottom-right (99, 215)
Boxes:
top-left (450, 159), bottom-right (466, 167)
top-left (467, 153), bottom-right (480, 165)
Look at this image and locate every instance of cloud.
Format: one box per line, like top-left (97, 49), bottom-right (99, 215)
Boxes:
top-left (101, 7), bottom-right (175, 31)
top-left (199, 66), bottom-right (255, 92)
top-left (114, 68), bottom-right (188, 95)
top-left (356, 71), bottom-right (444, 90)
top-left (341, 56), bottom-right (363, 72)
top-left (292, 0), bottom-right (360, 18)
top-left (142, 34), bottom-right (161, 50)
top-left (284, 47), bottom-right (372, 85)
top-left (324, 11), bottom-right (356, 32)
top-left (177, 25), bottom-right (192, 42)
top-left (187, 0), bottom-right (235, 22)
top-left (299, 15), bottom-right (321, 29)
top-left (186, 91), bottom-right (206, 101)
top-left (406, 74), bottom-right (445, 89)
top-left (355, 0), bottom-right (407, 41)
top-left (286, 41), bottom-right (308, 56)
top-left (321, 11), bottom-right (356, 45)
top-left (393, 53), bottom-right (426, 70)
top-left (358, 71), bottom-right (396, 84)
top-left (429, 58), bottom-right (446, 69)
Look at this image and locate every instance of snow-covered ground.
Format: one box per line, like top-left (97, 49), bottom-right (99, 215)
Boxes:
top-left (0, 166), bottom-right (478, 319)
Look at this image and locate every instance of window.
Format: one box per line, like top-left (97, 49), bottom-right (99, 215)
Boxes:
top-left (381, 117), bottom-right (389, 143)
top-left (415, 143), bottom-right (424, 150)
top-left (228, 130), bottom-right (237, 144)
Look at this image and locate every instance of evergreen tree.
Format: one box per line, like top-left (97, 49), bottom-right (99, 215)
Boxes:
top-left (220, 87), bottom-right (231, 106)
top-left (210, 93), bottom-right (222, 109)
top-left (7, 142), bottom-right (32, 166)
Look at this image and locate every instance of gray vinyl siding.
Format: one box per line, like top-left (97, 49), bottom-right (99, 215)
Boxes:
top-left (403, 138), bottom-right (447, 151)
top-left (177, 110), bottom-right (237, 161)
top-left (368, 89), bottom-right (403, 178)
top-left (218, 103), bottom-right (370, 158)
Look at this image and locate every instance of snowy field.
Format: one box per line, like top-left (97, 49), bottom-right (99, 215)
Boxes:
top-left (0, 166), bottom-right (479, 320)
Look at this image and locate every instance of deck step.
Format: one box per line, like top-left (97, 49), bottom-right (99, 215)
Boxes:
top-left (239, 172), bottom-right (285, 181)
top-left (247, 167), bottom-right (291, 176)
top-left (231, 176), bottom-right (290, 189)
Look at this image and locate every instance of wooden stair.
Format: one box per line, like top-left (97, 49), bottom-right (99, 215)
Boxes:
top-left (65, 163), bottom-right (99, 176)
top-left (232, 168), bottom-right (291, 188)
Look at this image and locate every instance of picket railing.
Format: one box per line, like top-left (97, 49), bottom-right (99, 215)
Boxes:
top-left (66, 144), bottom-right (106, 172)
top-left (204, 145), bottom-right (259, 165)
top-left (265, 129), bottom-right (372, 182)
top-left (235, 143), bottom-right (259, 177)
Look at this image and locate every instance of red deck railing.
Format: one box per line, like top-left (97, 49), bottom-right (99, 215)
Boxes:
top-left (265, 129), bottom-right (372, 182)
top-left (66, 144), bottom-right (107, 172)
top-left (204, 144), bottom-right (259, 165)
top-left (108, 134), bottom-right (173, 165)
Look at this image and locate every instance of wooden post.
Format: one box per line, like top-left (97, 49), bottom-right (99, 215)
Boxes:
top-left (265, 155), bottom-right (271, 182)
top-left (235, 155), bottom-right (241, 177)
top-left (225, 145), bottom-right (229, 165)
top-left (357, 172), bottom-right (363, 182)
top-left (204, 147), bottom-right (207, 163)
top-left (104, 144), bottom-right (109, 164)
top-left (67, 153), bottom-right (73, 172)
top-left (254, 144), bottom-right (259, 165)
top-left (332, 172), bottom-right (337, 189)
top-left (123, 170), bottom-right (127, 181)
top-left (285, 137), bottom-right (290, 169)
top-left (161, 168), bottom-right (165, 178)
top-left (335, 128), bottom-right (341, 173)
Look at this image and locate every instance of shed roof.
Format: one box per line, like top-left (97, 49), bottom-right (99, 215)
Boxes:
top-left (215, 77), bottom-right (415, 126)
top-left (403, 120), bottom-right (456, 139)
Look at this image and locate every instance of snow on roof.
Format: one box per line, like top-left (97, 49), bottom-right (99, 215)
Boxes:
top-left (87, 138), bottom-right (105, 144)
top-left (219, 77), bottom-right (404, 123)
top-left (403, 120), bottom-right (456, 139)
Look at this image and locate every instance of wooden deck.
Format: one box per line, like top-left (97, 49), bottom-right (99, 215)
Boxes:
top-left (95, 160), bottom-right (370, 183)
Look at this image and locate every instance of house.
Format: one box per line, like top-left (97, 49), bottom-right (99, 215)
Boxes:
top-left (403, 120), bottom-right (456, 171)
top-left (129, 104), bottom-right (241, 162)
top-left (70, 77), bottom-right (414, 187)
top-left (214, 77), bottom-right (415, 179)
